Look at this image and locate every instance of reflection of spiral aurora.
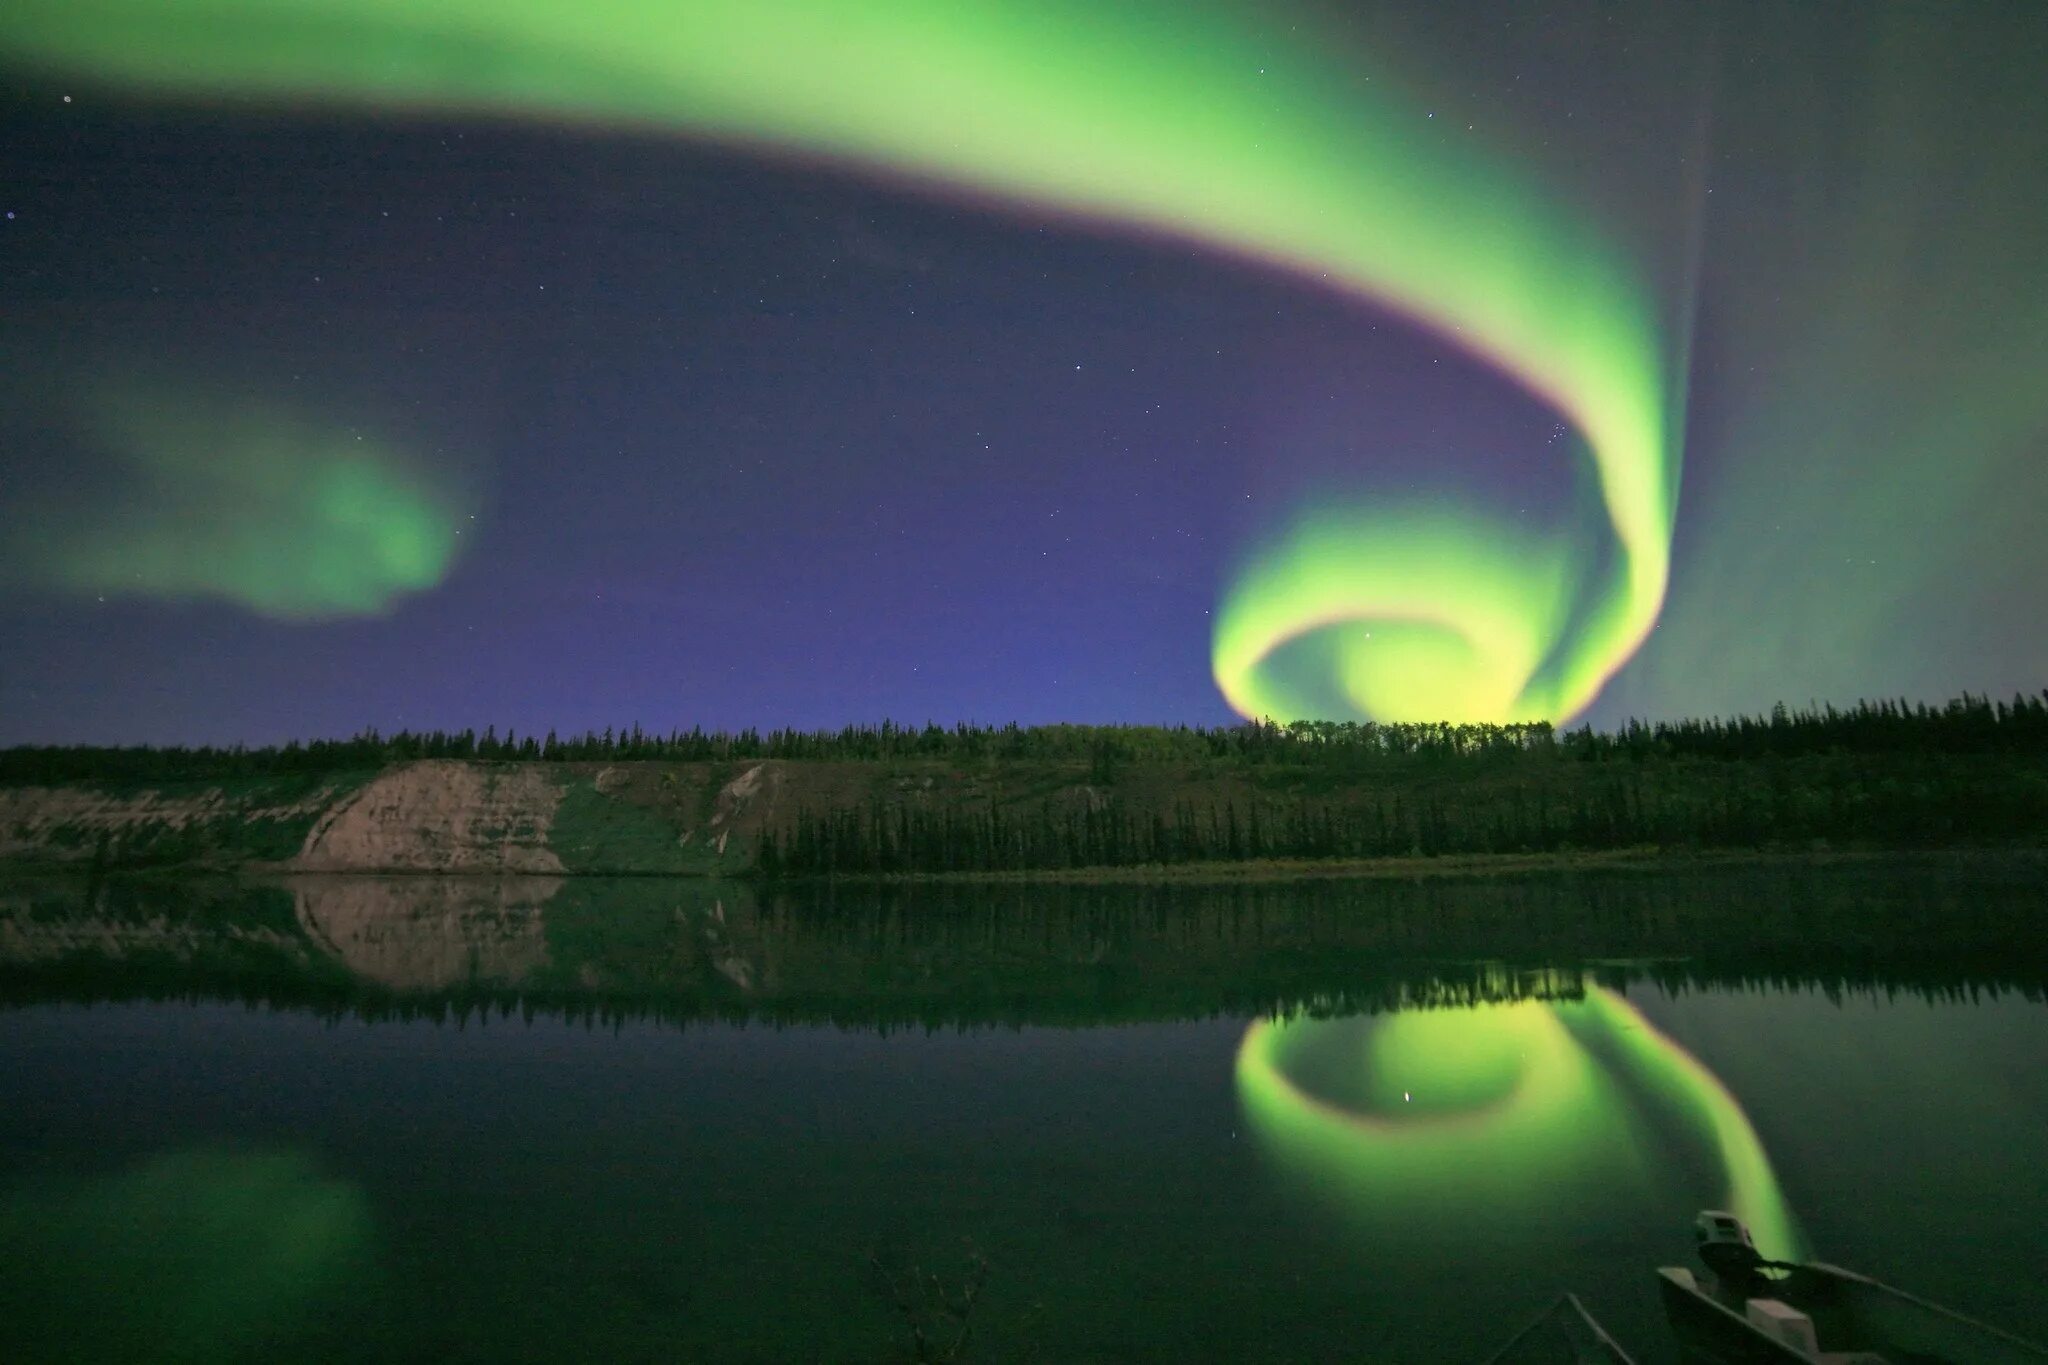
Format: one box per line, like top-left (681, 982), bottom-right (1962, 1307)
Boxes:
top-left (1235, 988), bottom-right (1802, 1261)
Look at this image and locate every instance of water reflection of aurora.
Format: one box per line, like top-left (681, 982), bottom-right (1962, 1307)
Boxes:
top-left (0, 1147), bottom-right (373, 1362)
top-left (1235, 987), bottom-right (1803, 1261)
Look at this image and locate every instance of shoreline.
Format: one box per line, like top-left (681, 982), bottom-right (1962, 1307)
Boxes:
top-left (6, 748), bottom-right (2044, 880)
top-left (4, 843), bottom-right (2042, 886)
top-left (763, 844), bottom-right (2048, 886)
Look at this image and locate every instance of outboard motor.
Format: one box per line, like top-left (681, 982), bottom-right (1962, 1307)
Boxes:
top-left (1694, 1209), bottom-right (1765, 1282)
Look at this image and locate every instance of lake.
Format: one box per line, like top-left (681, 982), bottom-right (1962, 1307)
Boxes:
top-left (2, 859), bottom-right (2044, 1362)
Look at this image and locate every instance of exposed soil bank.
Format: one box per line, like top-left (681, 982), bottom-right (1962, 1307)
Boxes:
top-left (0, 759), bottom-right (773, 876)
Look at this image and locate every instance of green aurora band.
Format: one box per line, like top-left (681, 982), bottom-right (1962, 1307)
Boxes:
top-left (1235, 989), bottom-right (1803, 1261)
top-left (1600, 6), bottom-right (2048, 719)
top-left (1, 0), bottom-right (1677, 720)
top-left (7, 384), bottom-right (462, 620)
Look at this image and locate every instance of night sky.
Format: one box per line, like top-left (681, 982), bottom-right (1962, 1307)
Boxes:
top-left (3, 0), bottom-right (2044, 745)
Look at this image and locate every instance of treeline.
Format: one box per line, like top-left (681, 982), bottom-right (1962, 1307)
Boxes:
top-left (3, 692), bottom-right (2045, 786)
top-left (760, 758), bottom-right (2048, 876)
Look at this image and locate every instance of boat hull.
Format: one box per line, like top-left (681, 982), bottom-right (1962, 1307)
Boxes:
top-left (1658, 1263), bottom-right (2048, 1364)
top-left (1656, 1270), bottom-right (1812, 1363)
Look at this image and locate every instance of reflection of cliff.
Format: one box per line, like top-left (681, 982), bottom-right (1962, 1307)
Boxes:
top-left (285, 877), bottom-right (779, 998)
top-left (290, 876), bottom-right (560, 990)
top-left (0, 907), bottom-right (300, 965)
top-left (0, 880), bottom-right (314, 966)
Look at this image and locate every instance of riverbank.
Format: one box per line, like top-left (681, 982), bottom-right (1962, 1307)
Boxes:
top-left (3, 722), bottom-right (2044, 878)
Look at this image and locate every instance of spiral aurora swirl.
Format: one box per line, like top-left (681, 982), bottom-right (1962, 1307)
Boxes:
top-left (2, 0), bottom-right (1676, 720)
top-left (1235, 988), bottom-right (1802, 1261)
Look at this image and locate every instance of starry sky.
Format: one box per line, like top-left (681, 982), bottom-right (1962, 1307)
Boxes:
top-left (2, 0), bottom-right (2044, 744)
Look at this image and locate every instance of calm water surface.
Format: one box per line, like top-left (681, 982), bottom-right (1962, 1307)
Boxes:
top-left (1, 863), bottom-right (2044, 1362)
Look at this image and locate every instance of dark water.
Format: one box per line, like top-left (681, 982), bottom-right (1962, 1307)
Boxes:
top-left (1, 860), bottom-right (2044, 1363)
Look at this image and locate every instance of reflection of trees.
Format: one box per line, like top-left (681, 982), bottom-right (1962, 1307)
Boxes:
top-left (0, 863), bottom-right (2041, 1031)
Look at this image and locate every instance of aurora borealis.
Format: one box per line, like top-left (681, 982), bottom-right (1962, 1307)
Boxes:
top-left (1, 0), bottom-right (1676, 725)
top-left (0, 1), bottom-right (2042, 740)
top-left (5, 383), bottom-right (463, 619)
top-left (5, 3), bottom-right (2048, 1343)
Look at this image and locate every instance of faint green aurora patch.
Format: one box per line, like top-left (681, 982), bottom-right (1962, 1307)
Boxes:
top-left (0, 1146), bottom-right (374, 1363)
top-left (7, 383), bottom-right (464, 620)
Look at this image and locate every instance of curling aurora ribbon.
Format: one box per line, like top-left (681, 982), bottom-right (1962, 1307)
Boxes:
top-left (2, 0), bottom-right (1676, 716)
top-left (1236, 989), bottom-right (1804, 1261)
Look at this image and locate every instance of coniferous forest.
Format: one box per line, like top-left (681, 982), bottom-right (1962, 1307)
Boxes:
top-left (753, 698), bottom-right (2048, 876)
top-left (5, 692), bottom-right (2045, 784)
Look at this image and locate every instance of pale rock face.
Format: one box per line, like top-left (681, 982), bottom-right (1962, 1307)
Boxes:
top-left (705, 762), bottom-right (777, 830)
top-left (293, 760), bottom-right (566, 873)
